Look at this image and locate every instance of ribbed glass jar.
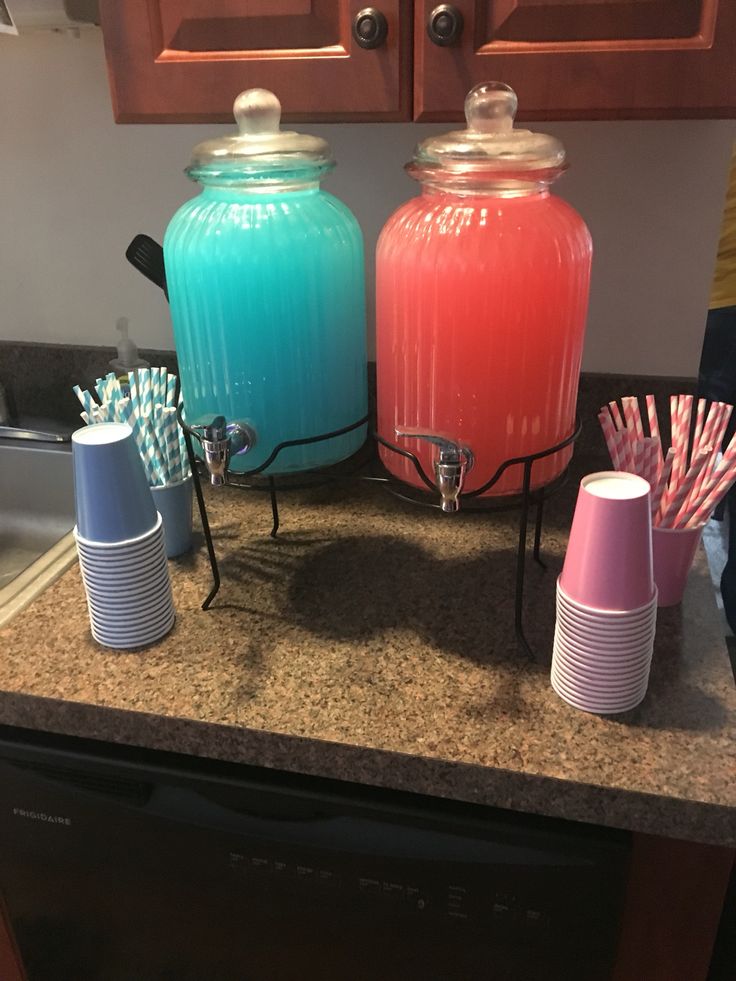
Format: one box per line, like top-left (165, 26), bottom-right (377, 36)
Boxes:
top-left (163, 89), bottom-right (367, 474)
top-left (376, 83), bottom-right (592, 497)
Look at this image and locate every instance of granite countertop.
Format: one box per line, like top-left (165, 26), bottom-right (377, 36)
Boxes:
top-left (1, 450), bottom-right (734, 847)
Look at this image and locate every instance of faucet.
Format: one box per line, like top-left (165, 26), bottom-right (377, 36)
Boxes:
top-left (186, 415), bottom-right (256, 485)
top-left (395, 429), bottom-right (474, 513)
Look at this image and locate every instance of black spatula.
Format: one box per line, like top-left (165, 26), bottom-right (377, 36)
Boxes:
top-left (125, 234), bottom-right (168, 300)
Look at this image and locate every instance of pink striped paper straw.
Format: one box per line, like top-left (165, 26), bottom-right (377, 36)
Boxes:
top-left (668, 395), bottom-right (681, 486)
top-left (692, 397), bottom-right (707, 455)
top-left (687, 403), bottom-right (729, 510)
top-left (680, 394), bottom-right (694, 469)
top-left (704, 403), bottom-right (732, 480)
top-left (681, 437), bottom-right (736, 528)
top-left (623, 396), bottom-right (644, 441)
top-left (651, 448), bottom-right (675, 521)
top-left (664, 447), bottom-right (712, 528)
top-left (697, 401), bottom-right (721, 463)
top-left (631, 440), bottom-right (642, 477)
top-left (622, 396), bottom-right (637, 436)
top-left (645, 394), bottom-right (663, 467)
top-left (683, 457), bottom-right (736, 529)
top-left (598, 411), bottom-right (623, 469)
top-left (608, 400), bottom-right (624, 431)
top-left (644, 437), bottom-right (659, 490)
top-left (621, 399), bottom-right (640, 471)
top-left (671, 395), bottom-right (691, 488)
top-left (614, 430), bottom-right (631, 473)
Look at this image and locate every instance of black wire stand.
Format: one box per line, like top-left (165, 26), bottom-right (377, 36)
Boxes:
top-left (179, 411), bottom-right (580, 658)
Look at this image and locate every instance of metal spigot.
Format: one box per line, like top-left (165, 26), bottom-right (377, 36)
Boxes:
top-left (395, 429), bottom-right (474, 513)
top-left (188, 416), bottom-right (256, 486)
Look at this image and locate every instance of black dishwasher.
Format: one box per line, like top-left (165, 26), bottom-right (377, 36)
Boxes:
top-left (0, 726), bottom-right (629, 981)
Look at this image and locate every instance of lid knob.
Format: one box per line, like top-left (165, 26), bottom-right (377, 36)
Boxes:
top-left (465, 82), bottom-right (517, 134)
top-left (233, 88), bottom-right (282, 137)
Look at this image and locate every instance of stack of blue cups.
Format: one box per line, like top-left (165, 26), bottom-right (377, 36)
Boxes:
top-left (72, 423), bottom-right (175, 649)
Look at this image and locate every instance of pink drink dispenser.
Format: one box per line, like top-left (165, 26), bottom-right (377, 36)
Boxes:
top-left (376, 83), bottom-right (592, 503)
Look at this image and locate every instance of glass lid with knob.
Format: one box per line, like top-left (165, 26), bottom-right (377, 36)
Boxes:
top-left (408, 82), bottom-right (567, 188)
top-left (186, 88), bottom-right (334, 186)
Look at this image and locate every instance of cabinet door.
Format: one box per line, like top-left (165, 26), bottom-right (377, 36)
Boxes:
top-left (415, 0), bottom-right (736, 120)
top-left (100, 1), bottom-right (411, 122)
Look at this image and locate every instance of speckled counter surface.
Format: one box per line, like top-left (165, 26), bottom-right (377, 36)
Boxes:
top-left (1, 452), bottom-right (734, 846)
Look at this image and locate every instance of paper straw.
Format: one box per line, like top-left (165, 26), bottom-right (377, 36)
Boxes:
top-left (623, 396), bottom-right (645, 441)
top-left (651, 448), bottom-right (675, 521)
top-left (608, 400), bottom-right (624, 431)
top-left (643, 437), bottom-right (659, 490)
top-left (692, 397), bottom-right (707, 451)
top-left (680, 394), bottom-right (693, 462)
top-left (682, 441), bottom-right (736, 528)
top-left (646, 395), bottom-right (663, 467)
top-left (179, 429), bottom-right (190, 478)
top-left (161, 407), bottom-right (181, 483)
top-left (72, 385), bottom-right (97, 418)
top-left (143, 415), bottom-right (166, 485)
top-left (670, 396), bottom-right (688, 489)
top-left (662, 447), bottom-right (712, 527)
top-left (129, 370), bottom-right (139, 413)
top-left (704, 404), bottom-right (732, 481)
top-left (683, 467), bottom-right (736, 529)
top-left (687, 403), bottom-right (727, 510)
top-left (598, 411), bottom-right (622, 469)
top-left (632, 440), bottom-right (644, 477)
top-left (166, 374), bottom-right (177, 409)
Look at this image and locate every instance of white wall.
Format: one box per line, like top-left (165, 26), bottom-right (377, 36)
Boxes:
top-left (0, 30), bottom-right (734, 375)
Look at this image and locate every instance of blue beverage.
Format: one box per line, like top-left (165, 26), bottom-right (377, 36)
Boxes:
top-left (163, 90), bottom-right (367, 474)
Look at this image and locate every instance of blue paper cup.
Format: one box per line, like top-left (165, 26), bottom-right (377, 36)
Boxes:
top-left (150, 477), bottom-right (193, 558)
top-left (72, 423), bottom-right (159, 544)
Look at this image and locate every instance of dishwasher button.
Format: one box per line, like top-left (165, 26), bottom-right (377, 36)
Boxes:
top-left (406, 887), bottom-right (429, 912)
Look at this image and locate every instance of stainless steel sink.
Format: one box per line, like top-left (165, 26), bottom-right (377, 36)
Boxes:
top-left (0, 439), bottom-right (76, 626)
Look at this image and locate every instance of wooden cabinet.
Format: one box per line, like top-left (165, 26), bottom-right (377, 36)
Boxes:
top-left (414, 0), bottom-right (736, 120)
top-left (100, 1), bottom-right (736, 121)
top-left (99, 1), bottom-right (412, 121)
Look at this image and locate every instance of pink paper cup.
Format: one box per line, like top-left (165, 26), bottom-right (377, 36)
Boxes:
top-left (652, 524), bottom-right (705, 607)
top-left (560, 472), bottom-right (654, 611)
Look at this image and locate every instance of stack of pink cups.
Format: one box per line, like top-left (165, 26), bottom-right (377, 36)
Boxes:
top-left (552, 472), bottom-right (657, 714)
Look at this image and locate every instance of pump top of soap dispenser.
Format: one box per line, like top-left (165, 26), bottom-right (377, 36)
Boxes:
top-left (110, 317), bottom-right (149, 375)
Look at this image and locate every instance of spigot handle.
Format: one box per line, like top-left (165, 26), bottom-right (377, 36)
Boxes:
top-left (395, 428), bottom-right (474, 513)
top-left (395, 428), bottom-right (474, 469)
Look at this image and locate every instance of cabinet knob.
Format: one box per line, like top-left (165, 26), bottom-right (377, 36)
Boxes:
top-left (353, 7), bottom-right (389, 49)
top-left (427, 4), bottom-right (464, 46)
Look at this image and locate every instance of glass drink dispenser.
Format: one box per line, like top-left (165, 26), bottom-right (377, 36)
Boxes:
top-left (376, 83), bottom-right (592, 498)
top-left (164, 89), bottom-right (368, 476)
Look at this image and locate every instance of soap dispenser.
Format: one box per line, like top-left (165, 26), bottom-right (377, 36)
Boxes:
top-left (110, 317), bottom-right (149, 392)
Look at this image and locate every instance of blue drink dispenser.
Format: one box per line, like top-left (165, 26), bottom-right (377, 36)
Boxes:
top-left (164, 89), bottom-right (368, 474)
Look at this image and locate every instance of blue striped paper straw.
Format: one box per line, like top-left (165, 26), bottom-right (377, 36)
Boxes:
top-left (166, 374), bottom-right (177, 409)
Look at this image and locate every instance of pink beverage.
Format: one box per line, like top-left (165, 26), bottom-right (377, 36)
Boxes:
top-left (376, 83), bottom-right (592, 497)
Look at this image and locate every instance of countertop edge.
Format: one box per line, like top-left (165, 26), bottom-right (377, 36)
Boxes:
top-left (2, 691), bottom-right (733, 848)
